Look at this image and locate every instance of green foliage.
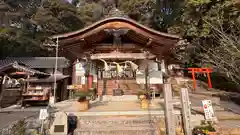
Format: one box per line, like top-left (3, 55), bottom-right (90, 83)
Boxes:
top-left (0, 0), bottom-right (83, 59)
top-left (117, 0), bottom-right (154, 25)
top-left (74, 91), bottom-right (90, 98)
top-left (193, 120), bottom-right (216, 135)
top-left (77, 1), bottom-right (104, 26)
top-left (10, 120), bottom-right (26, 135)
top-left (32, 0), bottom-right (83, 35)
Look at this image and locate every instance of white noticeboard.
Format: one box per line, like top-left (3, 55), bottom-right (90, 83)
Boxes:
top-left (39, 109), bottom-right (48, 120)
top-left (81, 76), bottom-right (86, 85)
top-left (202, 100), bottom-right (215, 120)
top-left (75, 62), bottom-right (85, 76)
top-left (93, 75), bottom-right (97, 83)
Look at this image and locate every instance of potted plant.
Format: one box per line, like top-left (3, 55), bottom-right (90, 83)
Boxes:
top-left (204, 124), bottom-right (216, 135)
top-left (138, 90), bottom-right (150, 109)
top-left (137, 90), bottom-right (145, 99)
top-left (89, 88), bottom-right (97, 101)
top-left (192, 126), bottom-right (205, 135)
top-left (74, 91), bottom-right (90, 111)
top-left (192, 121), bottom-right (217, 135)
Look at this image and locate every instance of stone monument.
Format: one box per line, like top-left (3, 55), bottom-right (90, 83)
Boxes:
top-left (49, 111), bottom-right (68, 135)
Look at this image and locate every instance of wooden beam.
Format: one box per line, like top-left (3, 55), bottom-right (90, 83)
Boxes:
top-left (93, 43), bottom-right (140, 49)
top-left (59, 49), bottom-right (78, 62)
top-left (146, 38), bottom-right (152, 47)
top-left (90, 52), bottom-right (155, 60)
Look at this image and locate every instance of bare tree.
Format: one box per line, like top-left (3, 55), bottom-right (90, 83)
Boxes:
top-left (198, 21), bottom-right (240, 87)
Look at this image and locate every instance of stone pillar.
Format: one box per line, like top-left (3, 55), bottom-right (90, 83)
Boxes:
top-left (164, 83), bottom-right (176, 135)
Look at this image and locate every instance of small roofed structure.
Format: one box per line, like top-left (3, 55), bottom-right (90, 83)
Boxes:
top-left (25, 74), bottom-right (70, 83)
top-left (0, 61), bottom-right (49, 76)
top-left (0, 57), bottom-right (70, 69)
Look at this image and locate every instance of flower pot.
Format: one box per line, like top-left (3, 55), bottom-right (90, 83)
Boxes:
top-left (78, 100), bottom-right (89, 111)
top-left (141, 99), bottom-right (149, 109)
top-left (139, 95), bottom-right (146, 100)
top-left (208, 132), bottom-right (217, 135)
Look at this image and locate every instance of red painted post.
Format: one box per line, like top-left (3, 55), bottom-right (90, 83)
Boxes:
top-left (192, 70), bottom-right (197, 89)
top-left (206, 69), bottom-right (212, 88)
top-left (88, 75), bottom-right (93, 89)
top-left (189, 68), bottom-right (197, 89)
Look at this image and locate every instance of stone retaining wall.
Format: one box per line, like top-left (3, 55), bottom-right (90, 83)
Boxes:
top-left (0, 89), bottom-right (21, 108)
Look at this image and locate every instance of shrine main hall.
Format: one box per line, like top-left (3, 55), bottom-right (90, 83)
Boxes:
top-left (50, 16), bottom-right (184, 99)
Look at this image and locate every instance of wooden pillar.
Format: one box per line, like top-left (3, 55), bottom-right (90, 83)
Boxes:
top-left (0, 75), bottom-right (7, 108)
top-left (72, 60), bottom-right (78, 85)
top-left (62, 78), bottom-right (68, 100)
top-left (191, 69), bottom-right (197, 89)
top-left (145, 63), bottom-right (149, 90)
top-left (161, 59), bottom-right (166, 73)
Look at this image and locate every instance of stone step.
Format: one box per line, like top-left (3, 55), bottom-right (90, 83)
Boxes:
top-left (74, 128), bottom-right (159, 135)
top-left (75, 127), bottom-right (158, 131)
top-left (77, 116), bottom-right (160, 127)
top-left (75, 115), bottom-right (161, 135)
top-left (78, 119), bottom-right (157, 128)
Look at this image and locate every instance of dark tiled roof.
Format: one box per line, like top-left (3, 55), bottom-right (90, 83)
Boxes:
top-left (0, 62), bottom-right (49, 75)
top-left (26, 74), bottom-right (70, 83)
top-left (0, 57), bottom-right (70, 69)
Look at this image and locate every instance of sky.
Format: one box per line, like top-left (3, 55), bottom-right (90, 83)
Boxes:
top-left (67, 0), bottom-right (73, 3)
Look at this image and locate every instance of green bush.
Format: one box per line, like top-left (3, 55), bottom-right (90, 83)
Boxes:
top-left (74, 91), bottom-right (90, 101)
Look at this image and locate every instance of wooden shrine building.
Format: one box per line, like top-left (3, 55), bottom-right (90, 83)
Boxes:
top-left (49, 16), bottom-right (183, 97)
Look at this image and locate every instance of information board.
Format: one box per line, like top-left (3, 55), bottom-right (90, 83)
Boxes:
top-left (202, 100), bottom-right (215, 120)
top-left (39, 109), bottom-right (48, 120)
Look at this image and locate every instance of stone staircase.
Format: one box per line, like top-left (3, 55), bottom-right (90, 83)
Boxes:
top-left (74, 115), bottom-right (161, 135)
top-left (98, 79), bottom-right (143, 95)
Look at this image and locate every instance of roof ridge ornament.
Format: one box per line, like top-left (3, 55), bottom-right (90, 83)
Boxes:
top-left (105, 7), bottom-right (129, 19)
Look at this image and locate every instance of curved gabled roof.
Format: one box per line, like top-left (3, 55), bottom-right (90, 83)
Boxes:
top-left (49, 17), bottom-right (182, 61)
top-left (50, 17), bottom-right (180, 40)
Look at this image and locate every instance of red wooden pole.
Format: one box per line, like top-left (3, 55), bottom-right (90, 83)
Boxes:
top-left (190, 68), bottom-right (197, 89)
top-left (206, 68), bottom-right (212, 88)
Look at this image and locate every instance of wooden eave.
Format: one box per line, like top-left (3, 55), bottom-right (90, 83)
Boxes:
top-left (51, 17), bottom-right (180, 40)
top-left (50, 17), bottom-right (182, 60)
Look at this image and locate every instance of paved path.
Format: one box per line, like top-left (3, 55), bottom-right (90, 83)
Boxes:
top-left (0, 106), bottom-right (45, 129)
top-left (0, 100), bottom-right (73, 129)
top-left (0, 111), bottom-right (38, 129)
